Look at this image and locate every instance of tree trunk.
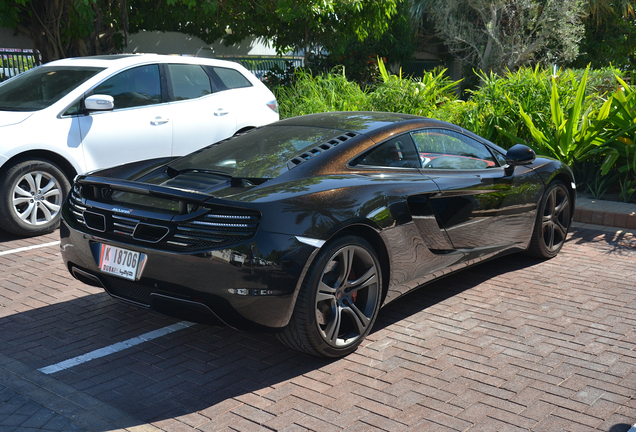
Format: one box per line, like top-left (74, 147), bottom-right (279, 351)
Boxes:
top-left (12, 0), bottom-right (127, 64)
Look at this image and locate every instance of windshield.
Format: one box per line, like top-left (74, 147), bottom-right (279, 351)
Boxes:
top-left (0, 66), bottom-right (104, 111)
top-left (169, 125), bottom-right (350, 179)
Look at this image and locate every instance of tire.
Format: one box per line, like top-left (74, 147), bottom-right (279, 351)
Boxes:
top-left (277, 235), bottom-right (383, 357)
top-left (526, 180), bottom-right (571, 259)
top-left (0, 159), bottom-right (71, 237)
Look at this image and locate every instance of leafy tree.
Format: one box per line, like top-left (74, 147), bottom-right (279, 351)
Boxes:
top-left (586, 0), bottom-right (634, 24)
top-left (573, 0), bottom-right (636, 70)
top-left (0, 0), bottom-right (128, 63)
top-left (305, 1), bottom-right (416, 85)
top-left (409, 0), bottom-right (586, 73)
top-left (1, 0), bottom-right (401, 64)
top-left (163, 0), bottom-right (402, 62)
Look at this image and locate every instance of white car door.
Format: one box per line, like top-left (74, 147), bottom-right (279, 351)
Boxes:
top-left (78, 64), bottom-right (173, 172)
top-left (165, 63), bottom-right (237, 156)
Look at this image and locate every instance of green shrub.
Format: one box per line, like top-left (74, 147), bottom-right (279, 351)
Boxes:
top-left (366, 59), bottom-right (458, 116)
top-left (273, 59), bottom-right (460, 119)
top-left (503, 67), bottom-right (609, 166)
top-left (498, 67), bottom-right (636, 202)
top-left (461, 67), bottom-right (553, 147)
top-left (448, 66), bottom-right (622, 150)
top-left (590, 76), bottom-right (636, 176)
top-left (273, 67), bottom-right (368, 119)
top-left (583, 75), bottom-right (636, 201)
top-left (270, 61), bottom-right (634, 201)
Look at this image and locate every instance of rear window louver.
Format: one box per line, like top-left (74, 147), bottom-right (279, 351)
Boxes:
top-left (286, 132), bottom-right (358, 170)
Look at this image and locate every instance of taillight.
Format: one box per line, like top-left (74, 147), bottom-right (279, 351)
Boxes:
top-left (266, 99), bottom-right (279, 113)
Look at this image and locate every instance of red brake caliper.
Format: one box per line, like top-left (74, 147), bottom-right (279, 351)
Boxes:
top-left (349, 269), bottom-right (358, 302)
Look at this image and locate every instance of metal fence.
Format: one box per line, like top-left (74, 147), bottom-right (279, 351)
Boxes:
top-left (216, 56), bottom-right (304, 80)
top-left (0, 53), bottom-right (444, 83)
top-left (225, 57), bottom-right (446, 81)
top-left (0, 48), bottom-right (41, 82)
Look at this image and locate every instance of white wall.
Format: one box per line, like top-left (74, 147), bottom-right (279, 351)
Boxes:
top-left (0, 27), bottom-right (284, 58)
top-left (123, 31), bottom-right (282, 58)
top-left (0, 28), bottom-right (34, 50)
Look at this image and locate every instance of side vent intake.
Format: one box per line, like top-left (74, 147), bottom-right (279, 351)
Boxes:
top-left (287, 132), bottom-right (358, 170)
top-left (133, 223), bottom-right (170, 243)
top-left (83, 211), bottom-right (106, 232)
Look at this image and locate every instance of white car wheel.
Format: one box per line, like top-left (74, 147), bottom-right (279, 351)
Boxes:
top-left (0, 159), bottom-right (70, 236)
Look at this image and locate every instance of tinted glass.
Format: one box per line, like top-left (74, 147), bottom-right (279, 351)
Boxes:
top-left (0, 66), bottom-right (104, 111)
top-left (412, 129), bottom-right (498, 169)
top-left (168, 64), bottom-right (212, 100)
top-left (353, 134), bottom-right (421, 168)
top-left (93, 64), bottom-right (161, 109)
top-left (169, 125), bottom-right (347, 179)
top-left (209, 66), bottom-right (252, 89)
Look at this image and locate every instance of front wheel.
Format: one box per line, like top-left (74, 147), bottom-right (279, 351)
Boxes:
top-left (526, 180), bottom-right (571, 259)
top-left (277, 235), bottom-right (383, 357)
top-left (0, 159), bottom-right (71, 237)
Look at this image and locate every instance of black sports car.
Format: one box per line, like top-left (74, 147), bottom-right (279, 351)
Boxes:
top-left (60, 112), bottom-right (575, 357)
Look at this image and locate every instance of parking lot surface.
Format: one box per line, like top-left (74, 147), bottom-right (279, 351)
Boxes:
top-left (1, 222), bottom-right (636, 432)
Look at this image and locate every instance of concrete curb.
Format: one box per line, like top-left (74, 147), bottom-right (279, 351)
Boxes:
top-left (574, 196), bottom-right (636, 229)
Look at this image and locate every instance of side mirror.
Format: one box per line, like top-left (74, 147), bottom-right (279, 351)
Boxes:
top-left (504, 144), bottom-right (536, 177)
top-left (85, 94), bottom-right (114, 111)
top-left (505, 144), bottom-right (536, 166)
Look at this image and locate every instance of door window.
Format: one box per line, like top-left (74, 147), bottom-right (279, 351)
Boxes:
top-left (205, 66), bottom-right (253, 90)
top-left (92, 65), bottom-right (161, 109)
top-left (167, 64), bottom-right (212, 100)
top-left (412, 129), bottom-right (498, 169)
top-left (353, 134), bottom-right (421, 168)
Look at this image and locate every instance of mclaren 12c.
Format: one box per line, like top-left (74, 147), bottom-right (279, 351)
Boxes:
top-left (60, 112), bottom-right (575, 357)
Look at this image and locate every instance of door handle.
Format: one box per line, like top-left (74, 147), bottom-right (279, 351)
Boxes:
top-left (150, 116), bottom-right (169, 125)
top-left (214, 109), bottom-right (229, 117)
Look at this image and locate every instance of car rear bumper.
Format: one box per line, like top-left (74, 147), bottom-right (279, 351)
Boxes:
top-left (60, 218), bottom-right (319, 331)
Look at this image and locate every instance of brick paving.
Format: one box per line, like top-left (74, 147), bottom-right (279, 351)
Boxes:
top-left (0, 217), bottom-right (635, 431)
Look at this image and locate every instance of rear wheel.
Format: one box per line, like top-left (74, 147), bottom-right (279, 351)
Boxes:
top-left (526, 180), bottom-right (571, 258)
top-left (0, 159), bottom-right (70, 237)
top-left (277, 235), bottom-right (382, 357)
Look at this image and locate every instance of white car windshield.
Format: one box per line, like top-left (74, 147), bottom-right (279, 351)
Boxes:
top-left (0, 66), bottom-right (104, 111)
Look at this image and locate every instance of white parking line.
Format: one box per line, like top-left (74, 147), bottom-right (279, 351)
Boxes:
top-left (38, 321), bottom-right (195, 375)
top-left (0, 241), bottom-right (61, 256)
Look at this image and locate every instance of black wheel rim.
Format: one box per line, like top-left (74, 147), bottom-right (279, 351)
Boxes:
top-left (542, 185), bottom-right (570, 253)
top-left (314, 245), bottom-right (380, 348)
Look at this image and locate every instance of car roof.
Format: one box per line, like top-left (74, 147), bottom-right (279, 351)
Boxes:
top-left (274, 111), bottom-right (458, 136)
top-left (270, 112), bottom-right (507, 156)
top-left (42, 54), bottom-right (245, 69)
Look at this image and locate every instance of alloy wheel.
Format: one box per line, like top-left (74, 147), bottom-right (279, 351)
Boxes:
top-left (12, 170), bottom-right (63, 226)
top-left (541, 185), bottom-right (570, 253)
top-left (314, 244), bottom-right (380, 348)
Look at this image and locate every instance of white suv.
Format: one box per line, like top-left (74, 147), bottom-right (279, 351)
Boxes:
top-left (0, 54), bottom-right (279, 236)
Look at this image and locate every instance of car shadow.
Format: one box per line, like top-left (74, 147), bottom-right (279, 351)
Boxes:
top-left (0, 290), bottom-right (332, 427)
top-left (0, 251), bottom-right (548, 430)
top-left (372, 252), bottom-right (543, 333)
top-left (0, 227), bottom-right (21, 242)
top-left (0, 226), bottom-right (60, 245)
